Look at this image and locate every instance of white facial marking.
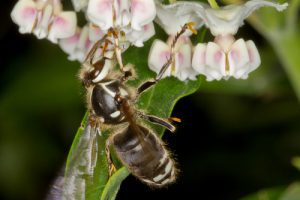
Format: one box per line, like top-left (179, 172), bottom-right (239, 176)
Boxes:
top-left (164, 160), bottom-right (173, 174)
top-left (141, 179), bottom-right (155, 184)
top-left (153, 174), bottom-right (165, 182)
top-left (132, 144), bottom-right (142, 152)
top-left (110, 111), bottom-right (121, 118)
top-left (161, 178), bottom-right (171, 185)
top-left (92, 59), bottom-right (113, 83)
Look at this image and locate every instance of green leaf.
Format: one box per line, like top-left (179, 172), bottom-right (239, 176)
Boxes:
top-left (241, 187), bottom-right (285, 200)
top-left (63, 24), bottom-right (203, 200)
top-left (100, 168), bottom-right (130, 200)
top-left (271, 33), bottom-right (300, 101)
top-left (292, 157), bottom-right (300, 171)
top-left (280, 183), bottom-right (300, 200)
top-left (240, 183), bottom-right (300, 200)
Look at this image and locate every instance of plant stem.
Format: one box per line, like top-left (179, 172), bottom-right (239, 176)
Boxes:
top-left (286, 0), bottom-right (300, 32)
top-left (208, 0), bottom-right (220, 9)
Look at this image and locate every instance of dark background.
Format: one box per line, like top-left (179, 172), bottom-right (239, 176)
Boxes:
top-left (1, 1), bottom-right (300, 200)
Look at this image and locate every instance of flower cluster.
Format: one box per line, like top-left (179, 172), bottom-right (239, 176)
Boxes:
top-left (11, 0), bottom-right (288, 81)
top-left (11, 0), bottom-right (77, 43)
top-left (87, 0), bottom-right (156, 47)
top-left (149, 0), bottom-right (288, 81)
top-left (11, 0), bottom-right (156, 62)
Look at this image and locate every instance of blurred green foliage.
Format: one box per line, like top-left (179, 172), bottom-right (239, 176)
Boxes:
top-left (223, 0), bottom-right (300, 100)
top-left (0, 40), bottom-right (84, 199)
top-left (241, 183), bottom-right (300, 200)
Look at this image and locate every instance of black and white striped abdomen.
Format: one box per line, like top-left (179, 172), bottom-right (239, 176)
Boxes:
top-left (112, 125), bottom-right (177, 187)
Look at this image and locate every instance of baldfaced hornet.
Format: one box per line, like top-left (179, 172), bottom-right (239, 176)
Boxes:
top-left (63, 24), bottom-right (193, 193)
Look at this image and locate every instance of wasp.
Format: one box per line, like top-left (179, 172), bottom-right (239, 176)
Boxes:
top-left (62, 24), bottom-right (193, 194)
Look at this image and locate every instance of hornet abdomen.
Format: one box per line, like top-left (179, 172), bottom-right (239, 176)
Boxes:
top-left (112, 125), bottom-right (176, 187)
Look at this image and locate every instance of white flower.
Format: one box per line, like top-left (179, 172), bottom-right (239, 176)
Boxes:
top-left (59, 23), bottom-right (124, 63)
top-left (192, 35), bottom-right (260, 81)
top-left (11, 0), bottom-right (77, 43)
top-left (205, 0), bottom-right (288, 36)
top-left (154, 1), bottom-right (204, 36)
top-left (147, 1), bottom-right (203, 81)
top-left (88, 24), bottom-right (106, 43)
top-left (71, 0), bottom-right (90, 12)
top-left (126, 22), bottom-right (155, 47)
top-left (87, 0), bottom-right (156, 46)
top-left (157, 0), bottom-right (287, 81)
top-left (59, 25), bottom-right (92, 62)
top-left (87, 0), bottom-right (156, 31)
top-left (167, 0), bottom-right (288, 36)
top-left (148, 35), bottom-right (197, 81)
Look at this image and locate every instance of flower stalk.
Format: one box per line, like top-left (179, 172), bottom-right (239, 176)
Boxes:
top-left (208, 0), bottom-right (220, 9)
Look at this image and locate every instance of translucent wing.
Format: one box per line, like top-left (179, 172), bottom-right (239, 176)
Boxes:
top-left (62, 123), bottom-right (100, 199)
top-left (45, 166), bottom-right (65, 200)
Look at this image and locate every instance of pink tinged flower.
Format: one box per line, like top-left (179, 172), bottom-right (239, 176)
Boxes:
top-left (89, 23), bottom-right (117, 52)
top-left (194, 42), bottom-right (226, 81)
top-left (155, 1), bottom-right (204, 36)
top-left (114, 0), bottom-right (131, 28)
top-left (173, 0), bottom-right (288, 36)
top-left (127, 22), bottom-right (155, 47)
top-left (87, 0), bottom-right (156, 31)
top-left (169, 0), bottom-right (287, 81)
top-left (174, 43), bottom-right (198, 81)
top-left (148, 36), bottom-right (197, 81)
top-left (130, 0), bottom-right (156, 31)
top-left (11, 0), bottom-right (38, 34)
top-left (11, 0), bottom-right (77, 43)
top-left (47, 11), bottom-right (77, 43)
top-left (59, 26), bottom-right (92, 62)
top-left (34, 4), bottom-right (55, 39)
top-left (89, 24), bottom-right (105, 42)
top-left (148, 40), bottom-right (172, 78)
top-left (87, 0), bottom-right (114, 30)
top-left (192, 37), bottom-right (261, 81)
